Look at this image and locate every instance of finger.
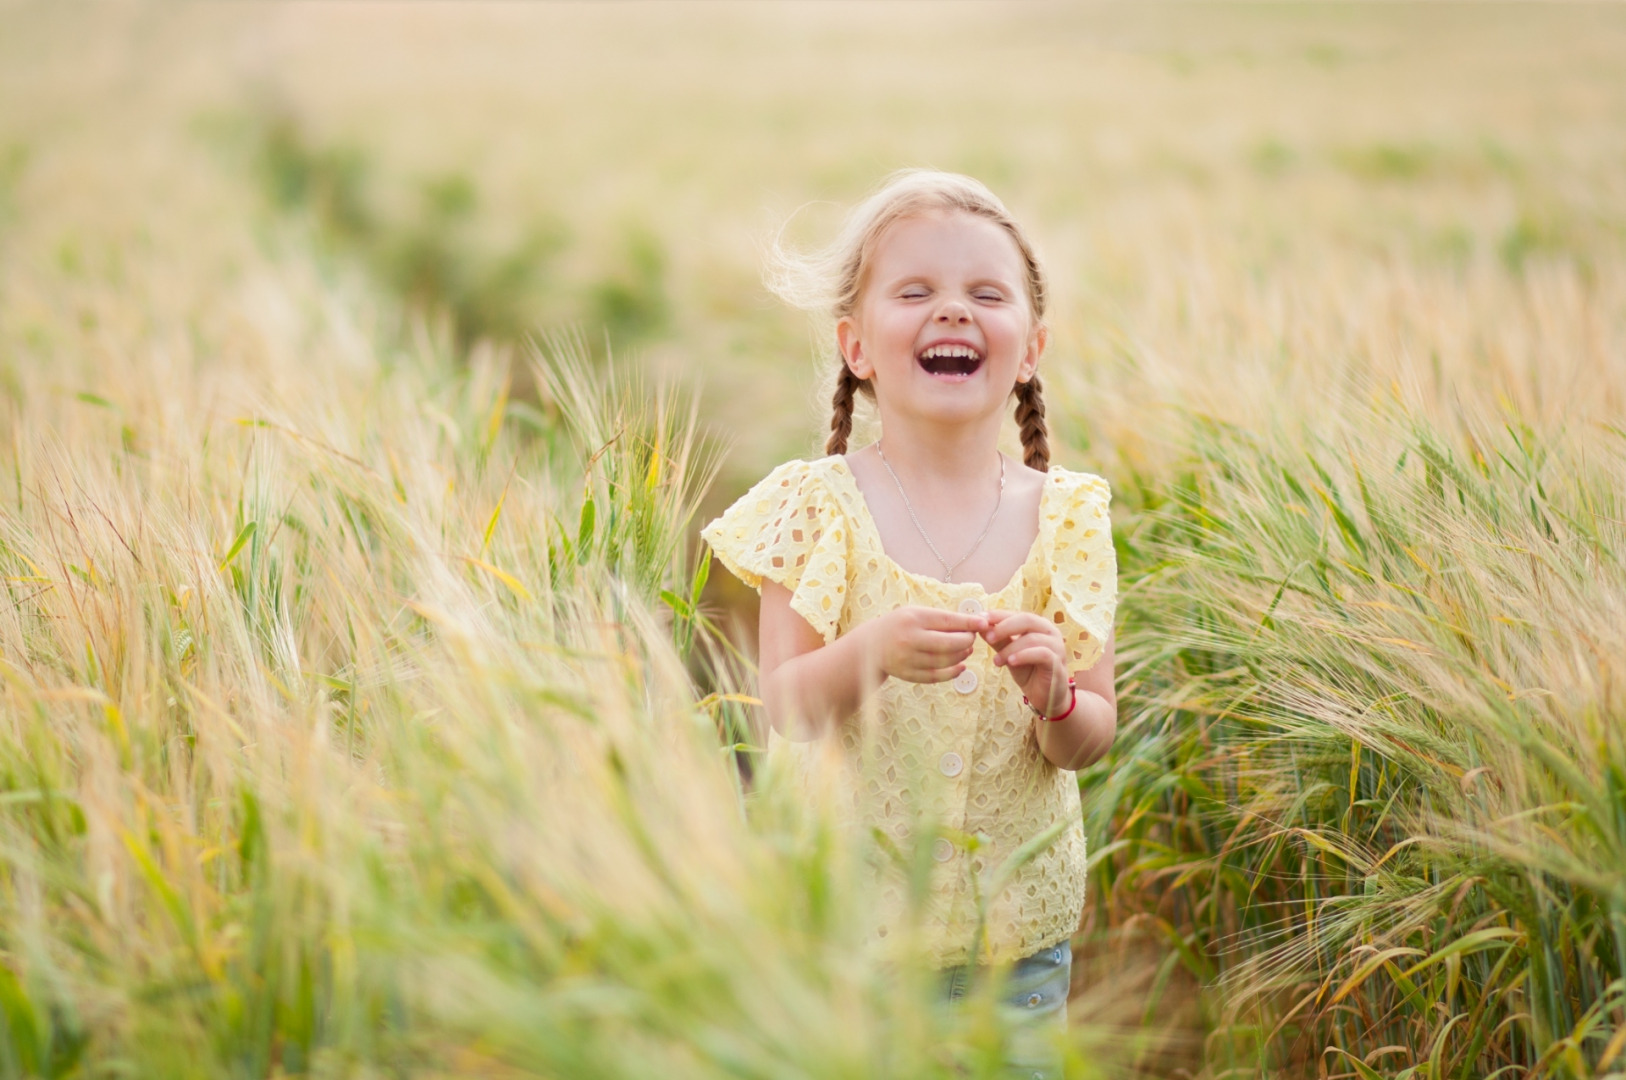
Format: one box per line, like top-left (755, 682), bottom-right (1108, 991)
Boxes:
top-left (915, 609), bottom-right (990, 633)
top-left (981, 608), bottom-right (1044, 626)
top-left (981, 613), bottom-right (1052, 647)
top-left (994, 634), bottom-right (1062, 668)
top-left (1003, 645), bottom-right (1062, 672)
top-left (1007, 629), bottom-right (1063, 651)
top-left (903, 649), bottom-right (973, 673)
top-left (915, 630), bottom-right (978, 653)
top-left (899, 664), bottom-right (966, 684)
top-left (982, 621), bottom-right (1029, 649)
top-left (912, 643), bottom-right (975, 667)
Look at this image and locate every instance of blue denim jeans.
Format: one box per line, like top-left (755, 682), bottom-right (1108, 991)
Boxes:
top-left (939, 943), bottom-right (1071, 1079)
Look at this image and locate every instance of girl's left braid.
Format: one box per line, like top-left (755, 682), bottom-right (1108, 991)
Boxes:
top-left (1015, 377), bottom-right (1051, 472)
top-left (826, 366), bottom-right (861, 456)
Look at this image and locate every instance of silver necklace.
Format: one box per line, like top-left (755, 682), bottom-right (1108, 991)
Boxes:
top-left (875, 442), bottom-right (1006, 583)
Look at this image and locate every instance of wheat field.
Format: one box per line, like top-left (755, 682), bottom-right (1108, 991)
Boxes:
top-left (1, 4), bottom-right (1624, 1077)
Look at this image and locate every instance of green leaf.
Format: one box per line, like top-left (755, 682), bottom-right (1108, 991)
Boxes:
top-left (120, 828), bottom-right (194, 942)
top-left (1324, 1048), bottom-right (1388, 1080)
top-left (0, 962), bottom-right (43, 1073)
top-left (239, 788), bottom-right (265, 884)
top-left (482, 491), bottom-right (506, 555)
top-left (1313, 480), bottom-right (1369, 557)
top-left (577, 497), bottom-right (596, 561)
top-left (690, 548), bottom-right (712, 606)
top-left (219, 522), bottom-right (256, 570)
top-left (1399, 927), bottom-right (1523, 979)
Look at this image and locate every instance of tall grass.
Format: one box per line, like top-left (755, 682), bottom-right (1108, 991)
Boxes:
top-left (0, 238), bottom-right (1134, 1073)
top-left (5, 4), bottom-right (1626, 1076)
top-left (1084, 399), bottom-right (1626, 1077)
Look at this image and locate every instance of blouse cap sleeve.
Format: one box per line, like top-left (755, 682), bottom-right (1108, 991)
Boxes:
top-left (1041, 470), bottom-right (1117, 670)
top-left (699, 459), bottom-right (850, 643)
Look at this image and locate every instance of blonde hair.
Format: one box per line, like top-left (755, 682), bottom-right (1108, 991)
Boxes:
top-left (767, 169), bottom-right (1052, 470)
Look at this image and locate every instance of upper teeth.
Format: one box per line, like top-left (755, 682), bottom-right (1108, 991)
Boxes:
top-left (922, 344), bottom-right (979, 360)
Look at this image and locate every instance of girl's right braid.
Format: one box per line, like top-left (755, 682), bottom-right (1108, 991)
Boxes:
top-left (825, 365), bottom-right (861, 456)
top-left (1015, 376), bottom-right (1051, 472)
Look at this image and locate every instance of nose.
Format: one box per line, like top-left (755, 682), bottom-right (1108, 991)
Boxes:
top-left (934, 298), bottom-right (971, 324)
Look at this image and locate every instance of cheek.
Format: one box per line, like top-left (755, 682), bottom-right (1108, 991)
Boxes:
top-left (874, 315), bottom-right (923, 354)
top-left (991, 315), bottom-right (1032, 351)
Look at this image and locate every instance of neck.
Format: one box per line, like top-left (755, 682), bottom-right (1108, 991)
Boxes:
top-left (872, 409), bottom-right (1005, 492)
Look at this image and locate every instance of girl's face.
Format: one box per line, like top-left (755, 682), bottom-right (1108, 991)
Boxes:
top-left (837, 210), bottom-right (1045, 430)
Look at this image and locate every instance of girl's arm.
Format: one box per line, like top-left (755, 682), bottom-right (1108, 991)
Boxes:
top-left (1034, 634), bottom-right (1117, 772)
top-left (759, 580), bottom-right (988, 741)
top-left (983, 611), bottom-right (1118, 771)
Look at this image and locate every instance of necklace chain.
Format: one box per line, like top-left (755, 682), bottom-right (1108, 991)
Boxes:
top-left (875, 442), bottom-right (1006, 583)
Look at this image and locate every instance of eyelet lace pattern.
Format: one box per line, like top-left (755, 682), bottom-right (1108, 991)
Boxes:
top-left (702, 456), bottom-right (1117, 965)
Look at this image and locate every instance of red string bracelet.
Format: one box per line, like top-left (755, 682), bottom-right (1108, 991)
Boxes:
top-left (1024, 677), bottom-right (1077, 722)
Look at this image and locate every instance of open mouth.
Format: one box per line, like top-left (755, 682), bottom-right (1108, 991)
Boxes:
top-left (917, 342), bottom-right (984, 377)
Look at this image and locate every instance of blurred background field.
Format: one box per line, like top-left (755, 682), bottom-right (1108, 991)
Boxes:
top-left (1, 3), bottom-right (1624, 1077)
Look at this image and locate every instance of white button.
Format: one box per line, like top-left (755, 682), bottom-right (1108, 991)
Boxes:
top-left (953, 668), bottom-right (979, 694)
top-left (958, 597), bottom-right (984, 615)
top-left (931, 838), bottom-right (954, 862)
top-left (939, 751), bottom-right (964, 778)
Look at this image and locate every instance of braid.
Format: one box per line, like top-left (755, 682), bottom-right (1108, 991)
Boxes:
top-left (1014, 376), bottom-right (1051, 472)
top-left (825, 366), bottom-right (862, 456)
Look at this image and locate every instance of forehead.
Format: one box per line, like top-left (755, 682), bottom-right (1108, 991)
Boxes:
top-left (867, 211), bottom-right (1026, 283)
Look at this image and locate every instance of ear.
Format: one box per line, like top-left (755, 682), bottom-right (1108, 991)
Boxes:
top-left (836, 315), bottom-right (874, 380)
top-left (1016, 322), bottom-right (1048, 384)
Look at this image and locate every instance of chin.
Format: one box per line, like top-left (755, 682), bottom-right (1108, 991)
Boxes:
top-left (903, 393), bottom-right (1005, 426)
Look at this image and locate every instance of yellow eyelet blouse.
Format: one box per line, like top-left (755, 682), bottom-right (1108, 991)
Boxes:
top-left (701, 456), bottom-right (1117, 966)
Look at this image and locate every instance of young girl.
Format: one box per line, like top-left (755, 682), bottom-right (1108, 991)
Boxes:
top-left (702, 171), bottom-right (1117, 1073)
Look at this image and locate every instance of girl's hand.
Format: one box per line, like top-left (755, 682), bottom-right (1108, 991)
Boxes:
top-left (868, 605), bottom-right (989, 684)
top-left (981, 610), bottom-right (1070, 716)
